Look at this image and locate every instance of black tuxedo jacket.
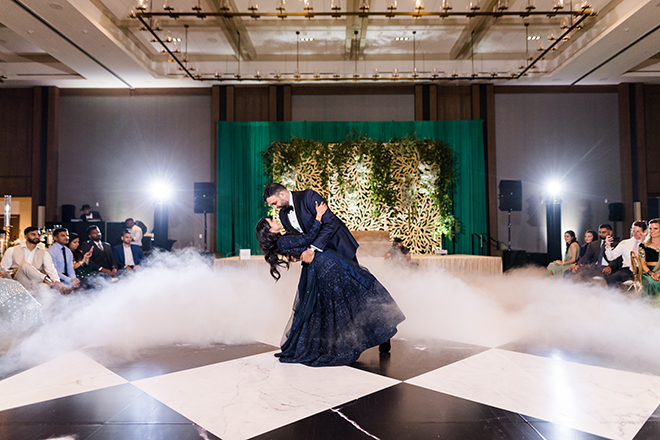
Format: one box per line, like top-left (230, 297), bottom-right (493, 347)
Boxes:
top-left (80, 240), bottom-right (117, 271)
top-left (578, 238), bottom-right (619, 268)
top-left (279, 189), bottom-right (359, 261)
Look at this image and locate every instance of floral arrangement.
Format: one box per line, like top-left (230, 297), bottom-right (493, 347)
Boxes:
top-left (262, 132), bottom-right (457, 254)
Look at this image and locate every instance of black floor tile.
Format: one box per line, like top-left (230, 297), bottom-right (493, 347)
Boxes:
top-left (0, 423), bottom-right (102, 440)
top-left (107, 390), bottom-right (193, 424)
top-left (521, 416), bottom-right (609, 440)
top-left (252, 383), bottom-right (536, 440)
top-left (254, 383), bottom-right (608, 440)
top-left (498, 338), bottom-right (660, 376)
top-left (83, 342), bottom-right (278, 380)
top-left (87, 424), bottom-right (221, 440)
top-left (350, 338), bottom-right (489, 380)
top-left (633, 402), bottom-right (660, 439)
top-left (0, 384), bottom-right (145, 424)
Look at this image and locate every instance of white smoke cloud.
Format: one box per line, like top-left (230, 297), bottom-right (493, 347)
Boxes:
top-left (3, 251), bottom-right (660, 376)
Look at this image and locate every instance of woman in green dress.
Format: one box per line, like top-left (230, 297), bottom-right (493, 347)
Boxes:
top-left (545, 230), bottom-right (580, 277)
top-left (639, 219), bottom-right (660, 296)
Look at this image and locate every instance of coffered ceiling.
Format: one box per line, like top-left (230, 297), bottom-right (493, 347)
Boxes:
top-left (0, 0), bottom-right (659, 87)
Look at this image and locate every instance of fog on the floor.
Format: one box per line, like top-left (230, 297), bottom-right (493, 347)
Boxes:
top-left (3, 250), bottom-right (660, 375)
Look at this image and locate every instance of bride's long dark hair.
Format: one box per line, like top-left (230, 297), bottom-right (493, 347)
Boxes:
top-left (255, 218), bottom-right (289, 281)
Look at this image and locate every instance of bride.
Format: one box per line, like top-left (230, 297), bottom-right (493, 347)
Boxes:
top-left (255, 202), bottom-right (405, 367)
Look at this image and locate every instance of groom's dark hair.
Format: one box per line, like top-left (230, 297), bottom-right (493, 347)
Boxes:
top-left (263, 183), bottom-right (287, 202)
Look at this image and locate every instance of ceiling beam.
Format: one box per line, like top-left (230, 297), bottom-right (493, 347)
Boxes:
top-left (209, 0), bottom-right (256, 61)
top-left (344, 0), bottom-right (368, 59)
top-left (449, 0), bottom-right (499, 60)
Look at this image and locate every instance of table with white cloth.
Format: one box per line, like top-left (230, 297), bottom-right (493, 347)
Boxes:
top-left (215, 254), bottom-right (502, 278)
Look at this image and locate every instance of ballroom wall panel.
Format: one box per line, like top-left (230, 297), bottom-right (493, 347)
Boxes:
top-left (291, 94), bottom-right (415, 121)
top-left (58, 94), bottom-right (212, 249)
top-left (0, 89), bottom-right (33, 196)
top-left (644, 85), bottom-right (660, 195)
top-left (495, 92), bottom-right (621, 253)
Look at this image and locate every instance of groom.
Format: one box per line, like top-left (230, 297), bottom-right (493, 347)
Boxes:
top-left (263, 182), bottom-right (392, 354)
top-left (263, 183), bottom-right (359, 264)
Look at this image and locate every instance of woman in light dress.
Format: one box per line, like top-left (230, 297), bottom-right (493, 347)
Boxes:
top-left (545, 230), bottom-right (580, 277)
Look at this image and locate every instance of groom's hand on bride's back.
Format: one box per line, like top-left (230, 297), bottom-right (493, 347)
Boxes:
top-left (300, 248), bottom-right (315, 263)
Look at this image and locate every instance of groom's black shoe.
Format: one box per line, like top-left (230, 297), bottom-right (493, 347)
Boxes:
top-left (379, 340), bottom-right (391, 353)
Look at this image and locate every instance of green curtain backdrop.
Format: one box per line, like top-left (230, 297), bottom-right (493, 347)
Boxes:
top-left (217, 121), bottom-right (486, 257)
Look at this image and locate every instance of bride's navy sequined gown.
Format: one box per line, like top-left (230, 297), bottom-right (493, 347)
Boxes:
top-left (276, 220), bottom-right (405, 367)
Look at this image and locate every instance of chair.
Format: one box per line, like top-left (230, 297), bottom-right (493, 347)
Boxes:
top-left (624, 251), bottom-right (643, 292)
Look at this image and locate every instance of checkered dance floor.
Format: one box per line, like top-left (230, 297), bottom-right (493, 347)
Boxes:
top-left (2, 332), bottom-right (660, 440)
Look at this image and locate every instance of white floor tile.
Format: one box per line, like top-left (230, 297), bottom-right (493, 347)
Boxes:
top-left (0, 351), bottom-right (128, 412)
top-left (406, 348), bottom-right (660, 440)
top-left (132, 350), bottom-right (400, 440)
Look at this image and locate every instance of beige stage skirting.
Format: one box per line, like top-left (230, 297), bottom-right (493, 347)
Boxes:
top-left (215, 254), bottom-right (502, 278)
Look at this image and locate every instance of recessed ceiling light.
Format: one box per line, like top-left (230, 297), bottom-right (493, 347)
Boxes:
top-left (27, 30), bottom-right (34, 34)
top-left (527, 35), bottom-right (541, 40)
top-left (394, 37), bottom-right (409, 41)
top-left (82, 29), bottom-right (89, 34)
top-left (300, 37), bottom-right (314, 41)
top-left (48, 2), bottom-right (63, 9)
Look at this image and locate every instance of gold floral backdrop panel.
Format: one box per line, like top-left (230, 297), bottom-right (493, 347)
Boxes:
top-left (273, 141), bottom-right (444, 254)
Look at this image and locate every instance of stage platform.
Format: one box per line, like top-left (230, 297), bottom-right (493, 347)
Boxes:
top-left (215, 254), bottom-right (502, 278)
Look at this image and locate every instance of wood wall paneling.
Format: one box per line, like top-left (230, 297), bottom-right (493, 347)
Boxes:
top-left (233, 86), bottom-right (270, 121)
top-left (0, 89), bottom-right (33, 196)
top-left (30, 86), bottom-right (60, 224)
top-left (618, 83), bottom-right (649, 227)
top-left (45, 87), bottom-right (60, 223)
top-left (644, 85), bottom-right (660, 197)
top-left (438, 86), bottom-right (472, 121)
top-left (291, 84), bottom-right (414, 96)
top-left (414, 84), bottom-right (424, 121)
top-left (634, 83), bottom-right (647, 220)
top-left (617, 84), bottom-right (634, 228)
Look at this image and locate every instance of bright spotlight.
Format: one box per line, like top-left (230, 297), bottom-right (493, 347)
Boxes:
top-left (150, 180), bottom-right (173, 203)
top-left (545, 179), bottom-right (562, 198)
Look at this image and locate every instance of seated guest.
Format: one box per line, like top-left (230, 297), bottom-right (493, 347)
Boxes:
top-left (113, 230), bottom-right (145, 271)
top-left (545, 230), bottom-right (580, 277)
top-left (566, 224), bottom-right (618, 282)
top-left (46, 228), bottom-right (80, 289)
top-left (385, 238), bottom-right (411, 262)
top-left (639, 219), bottom-right (660, 296)
top-left (0, 226), bottom-right (65, 292)
top-left (80, 204), bottom-right (103, 222)
top-left (125, 218), bottom-right (143, 247)
top-left (605, 221), bottom-right (647, 288)
top-left (580, 230), bottom-right (597, 259)
top-left (80, 225), bottom-right (117, 276)
top-left (67, 233), bottom-right (95, 281)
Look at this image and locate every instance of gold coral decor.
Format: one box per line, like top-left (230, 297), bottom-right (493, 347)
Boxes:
top-left (262, 133), bottom-right (457, 254)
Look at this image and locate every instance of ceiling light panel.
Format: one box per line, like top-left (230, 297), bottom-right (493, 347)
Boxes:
top-left (480, 25), bottom-right (555, 53)
top-left (249, 27), bottom-right (344, 55)
top-left (367, 26), bottom-right (461, 54)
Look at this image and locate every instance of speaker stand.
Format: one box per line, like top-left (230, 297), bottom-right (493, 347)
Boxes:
top-left (203, 211), bottom-right (208, 253)
top-left (507, 210), bottom-right (512, 250)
